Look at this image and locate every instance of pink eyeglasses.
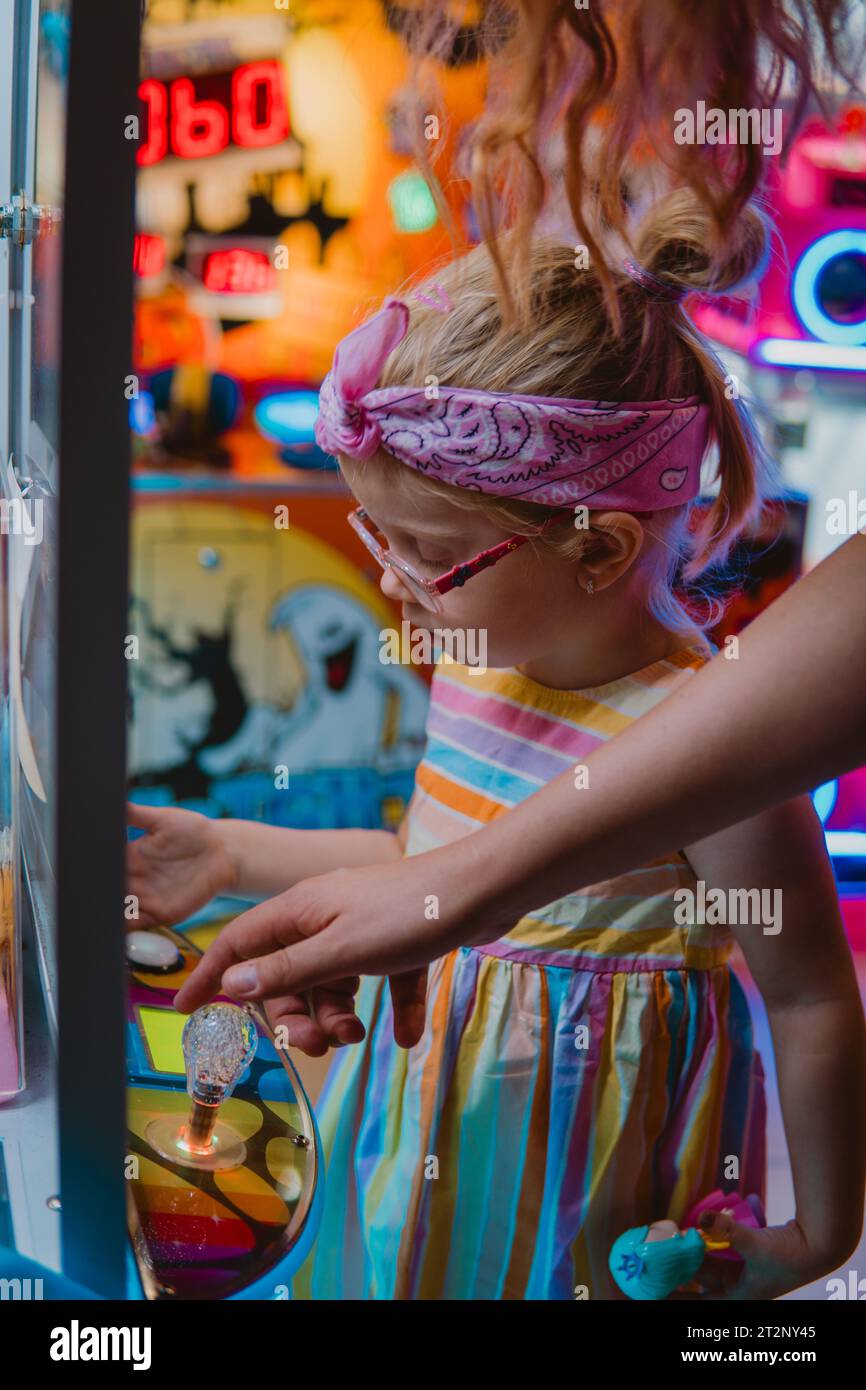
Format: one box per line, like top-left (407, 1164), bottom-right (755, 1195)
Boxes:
top-left (348, 506), bottom-right (573, 614)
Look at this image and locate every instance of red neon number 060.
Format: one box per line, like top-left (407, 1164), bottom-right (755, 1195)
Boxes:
top-left (232, 62), bottom-right (289, 148)
top-left (137, 62), bottom-right (288, 165)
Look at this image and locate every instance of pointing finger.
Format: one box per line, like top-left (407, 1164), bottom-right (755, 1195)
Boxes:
top-left (174, 895), bottom-right (312, 1013)
top-left (220, 927), bottom-right (351, 1002)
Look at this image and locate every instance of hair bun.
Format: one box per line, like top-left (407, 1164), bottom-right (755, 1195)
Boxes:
top-left (632, 188), bottom-right (770, 298)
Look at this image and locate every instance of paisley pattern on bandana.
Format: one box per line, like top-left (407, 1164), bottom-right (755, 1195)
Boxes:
top-left (314, 298), bottom-right (712, 511)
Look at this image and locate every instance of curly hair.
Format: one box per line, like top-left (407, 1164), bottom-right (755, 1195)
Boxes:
top-left (392, 0), bottom-right (862, 324)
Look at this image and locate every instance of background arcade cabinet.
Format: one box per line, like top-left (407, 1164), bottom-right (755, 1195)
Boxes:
top-left (127, 0), bottom-right (487, 836)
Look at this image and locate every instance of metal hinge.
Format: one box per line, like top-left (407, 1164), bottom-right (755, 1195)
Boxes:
top-left (0, 189), bottom-right (62, 247)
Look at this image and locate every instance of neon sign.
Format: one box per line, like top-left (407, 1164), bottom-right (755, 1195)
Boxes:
top-left (138, 61), bottom-right (290, 167)
top-left (792, 230), bottom-right (866, 346)
top-left (202, 248), bottom-right (276, 294)
top-left (133, 232), bottom-right (166, 278)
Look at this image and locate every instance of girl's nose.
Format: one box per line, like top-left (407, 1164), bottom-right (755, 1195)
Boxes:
top-left (380, 564), bottom-right (414, 605)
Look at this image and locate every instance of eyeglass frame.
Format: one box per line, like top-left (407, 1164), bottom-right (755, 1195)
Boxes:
top-left (347, 505), bottom-right (575, 614)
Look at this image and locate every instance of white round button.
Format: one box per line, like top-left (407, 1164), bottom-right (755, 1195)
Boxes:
top-left (126, 930), bottom-right (183, 971)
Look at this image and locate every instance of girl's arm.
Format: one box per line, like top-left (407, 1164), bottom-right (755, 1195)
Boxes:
top-left (214, 821), bottom-right (403, 900)
top-left (684, 797), bottom-right (866, 1296)
top-left (128, 801), bottom-right (403, 929)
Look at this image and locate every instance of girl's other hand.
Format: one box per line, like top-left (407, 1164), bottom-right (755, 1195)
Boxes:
top-left (261, 981), bottom-right (367, 1057)
top-left (697, 1209), bottom-right (847, 1301)
top-left (127, 801), bottom-right (238, 927)
top-left (257, 965), bottom-right (425, 1057)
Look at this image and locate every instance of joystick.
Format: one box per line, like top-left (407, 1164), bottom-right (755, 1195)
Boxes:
top-left (145, 1003), bottom-right (257, 1171)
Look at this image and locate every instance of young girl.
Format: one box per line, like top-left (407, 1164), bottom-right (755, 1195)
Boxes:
top-left (150, 193), bottom-right (864, 1299)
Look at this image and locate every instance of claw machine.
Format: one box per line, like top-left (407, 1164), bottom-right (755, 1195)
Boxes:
top-left (0, 0), bottom-right (138, 1296)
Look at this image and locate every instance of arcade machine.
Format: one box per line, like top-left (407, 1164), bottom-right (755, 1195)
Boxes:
top-left (0, 0), bottom-right (328, 1301)
top-left (0, 0), bottom-right (135, 1296)
top-left (126, 0), bottom-right (485, 838)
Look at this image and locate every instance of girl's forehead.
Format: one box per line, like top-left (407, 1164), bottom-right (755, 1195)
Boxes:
top-left (341, 458), bottom-right (472, 536)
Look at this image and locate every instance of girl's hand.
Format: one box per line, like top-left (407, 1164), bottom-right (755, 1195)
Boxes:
top-left (256, 969), bottom-right (429, 1056)
top-left (261, 981), bottom-right (367, 1057)
top-left (127, 802), bottom-right (239, 927)
top-left (172, 852), bottom-right (485, 1046)
top-left (696, 1209), bottom-right (843, 1300)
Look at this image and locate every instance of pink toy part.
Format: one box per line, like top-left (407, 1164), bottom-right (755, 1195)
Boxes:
top-left (315, 297), bottom-right (712, 512)
top-left (686, 1189), bottom-right (767, 1264)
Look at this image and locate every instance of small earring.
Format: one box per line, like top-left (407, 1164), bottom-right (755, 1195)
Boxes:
top-left (585, 578), bottom-right (595, 595)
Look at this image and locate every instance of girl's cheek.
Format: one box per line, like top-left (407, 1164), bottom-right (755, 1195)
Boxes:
top-left (452, 591), bottom-right (493, 629)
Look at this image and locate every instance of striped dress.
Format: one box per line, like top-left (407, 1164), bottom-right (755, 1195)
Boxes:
top-left (294, 648), bottom-right (767, 1300)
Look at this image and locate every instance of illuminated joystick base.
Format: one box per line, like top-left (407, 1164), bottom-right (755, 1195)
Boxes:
top-left (146, 1103), bottom-right (248, 1173)
top-left (146, 1002), bottom-right (258, 1173)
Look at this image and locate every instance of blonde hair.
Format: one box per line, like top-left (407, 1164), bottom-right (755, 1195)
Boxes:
top-left (350, 191), bottom-right (775, 641)
top-left (393, 1), bottom-right (861, 323)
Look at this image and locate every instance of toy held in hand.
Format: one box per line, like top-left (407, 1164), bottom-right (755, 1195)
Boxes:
top-left (609, 1190), bottom-right (766, 1300)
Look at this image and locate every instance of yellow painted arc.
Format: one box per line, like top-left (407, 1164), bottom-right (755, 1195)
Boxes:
top-left (128, 1087), bottom-right (264, 1144)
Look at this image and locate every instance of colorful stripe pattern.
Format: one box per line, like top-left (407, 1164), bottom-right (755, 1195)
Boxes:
top-left (294, 649), bottom-right (766, 1300)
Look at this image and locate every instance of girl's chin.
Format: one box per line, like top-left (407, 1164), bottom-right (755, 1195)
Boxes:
top-left (403, 607), bottom-right (434, 627)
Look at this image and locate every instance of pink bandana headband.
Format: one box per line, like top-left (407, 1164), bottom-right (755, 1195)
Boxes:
top-left (314, 297), bottom-right (711, 511)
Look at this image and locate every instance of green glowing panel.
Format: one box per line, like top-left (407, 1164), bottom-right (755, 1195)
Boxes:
top-left (138, 1006), bottom-right (186, 1075)
top-left (388, 171), bottom-right (437, 233)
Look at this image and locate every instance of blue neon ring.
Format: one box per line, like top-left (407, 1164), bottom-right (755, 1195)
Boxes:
top-left (791, 230), bottom-right (866, 346)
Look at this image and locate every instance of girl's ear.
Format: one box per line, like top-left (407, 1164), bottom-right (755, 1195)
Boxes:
top-left (576, 513), bottom-right (645, 592)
